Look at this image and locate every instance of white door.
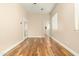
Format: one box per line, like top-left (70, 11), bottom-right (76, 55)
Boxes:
top-left (22, 16), bottom-right (28, 40)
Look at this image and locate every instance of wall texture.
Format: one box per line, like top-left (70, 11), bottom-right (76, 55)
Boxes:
top-left (0, 4), bottom-right (25, 53)
top-left (50, 3), bottom-right (79, 54)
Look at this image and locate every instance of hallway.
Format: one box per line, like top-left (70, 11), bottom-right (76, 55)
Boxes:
top-left (4, 37), bottom-right (73, 56)
top-left (0, 3), bottom-right (79, 56)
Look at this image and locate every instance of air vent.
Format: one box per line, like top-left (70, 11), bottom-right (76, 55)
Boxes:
top-left (33, 3), bottom-right (37, 5)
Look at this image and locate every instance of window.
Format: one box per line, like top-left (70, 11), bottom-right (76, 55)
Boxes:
top-left (52, 13), bottom-right (58, 30)
top-left (75, 3), bottom-right (79, 31)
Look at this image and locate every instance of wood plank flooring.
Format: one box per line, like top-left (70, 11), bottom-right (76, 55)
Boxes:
top-left (4, 37), bottom-right (73, 56)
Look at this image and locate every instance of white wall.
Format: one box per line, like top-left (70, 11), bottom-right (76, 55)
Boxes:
top-left (0, 4), bottom-right (25, 53)
top-left (50, 3), bottom-right (79, 54)
top-left (25, 12), bottom-right (50, 37)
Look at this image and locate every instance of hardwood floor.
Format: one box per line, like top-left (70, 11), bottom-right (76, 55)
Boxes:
top-left (4, 37), bottom-right (73, 56)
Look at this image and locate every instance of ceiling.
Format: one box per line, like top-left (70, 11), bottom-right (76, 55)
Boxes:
top-left (21, 3), bottom-right (56, 14)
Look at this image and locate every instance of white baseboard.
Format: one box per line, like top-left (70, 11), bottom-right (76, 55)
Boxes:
top-left (1, 35), bottom-right (78, 56)
top-left (0, 36), bottom-right (43, 56)
top-left (50, 36), bottom-right (79, 56)
top-left (27, 36), bottom-right (44, 38)
top-left (1, 38), bottom-right (25, 56)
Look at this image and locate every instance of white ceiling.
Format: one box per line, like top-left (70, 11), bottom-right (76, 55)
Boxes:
top-left (21, 3), bottom-right (56, 14)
